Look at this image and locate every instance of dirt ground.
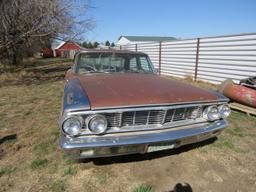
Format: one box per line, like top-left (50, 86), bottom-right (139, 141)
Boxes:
top-left (0, 58), bottom-right (256, 192)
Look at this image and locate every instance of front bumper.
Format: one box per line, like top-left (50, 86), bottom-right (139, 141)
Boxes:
top-left (60, 119), bottom-right (228, 159)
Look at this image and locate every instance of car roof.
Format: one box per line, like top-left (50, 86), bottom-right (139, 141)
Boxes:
top-left (78, 49), bottom-right (146, 55)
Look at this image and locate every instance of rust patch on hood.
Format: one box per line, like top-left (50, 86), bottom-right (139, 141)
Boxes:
top-left (78, 74), bottom-right (218, 109)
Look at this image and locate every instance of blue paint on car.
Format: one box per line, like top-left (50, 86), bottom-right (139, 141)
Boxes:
top-left (63, 78), bottom-right (90, 112)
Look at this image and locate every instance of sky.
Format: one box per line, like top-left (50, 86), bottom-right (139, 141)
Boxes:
top-left (84, 0), bottom-right (256, 43)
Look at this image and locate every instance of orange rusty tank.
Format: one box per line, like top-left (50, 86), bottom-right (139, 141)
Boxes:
top-left (219, 79), bottom-right (256, 108)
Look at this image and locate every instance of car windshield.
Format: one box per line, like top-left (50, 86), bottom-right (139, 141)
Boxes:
top-left (76, 52), bottom-right (155, 74)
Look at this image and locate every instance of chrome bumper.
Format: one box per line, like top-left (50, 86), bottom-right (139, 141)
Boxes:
top-left (60, 120), bottom-right (228, 159)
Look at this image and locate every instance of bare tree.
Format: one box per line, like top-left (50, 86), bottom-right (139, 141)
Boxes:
top-left (0, 0), bottom-right (94, 68)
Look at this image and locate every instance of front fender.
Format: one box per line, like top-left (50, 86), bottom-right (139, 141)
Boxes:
top-left (62, 78), bottom-right (90, 114)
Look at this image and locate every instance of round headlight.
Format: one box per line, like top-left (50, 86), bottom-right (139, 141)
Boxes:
top-left (203, 105), bottom-right (220, 121)
top-left (87, 115), bottom-right (108, 135)
top-left (218, 104), bottom-right (231, 118)
top-left (62, 116), bottom-right (82, 136)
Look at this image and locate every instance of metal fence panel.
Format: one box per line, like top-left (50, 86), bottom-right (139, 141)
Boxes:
top-left (198, 34), bottom-right (256, 83)
top-left (121, 33), bottom-right (256, 84)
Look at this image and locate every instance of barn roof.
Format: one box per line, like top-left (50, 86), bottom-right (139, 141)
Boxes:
top-left (118, 35), bottom-right (176, 42)
top-left (55, 41), bottom-right (81, 50)
top-left (55, 42), bottom-right (66, 49)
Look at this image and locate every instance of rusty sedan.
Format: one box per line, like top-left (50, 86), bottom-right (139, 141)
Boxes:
top-left (59, 50), bottom-right (231, 159)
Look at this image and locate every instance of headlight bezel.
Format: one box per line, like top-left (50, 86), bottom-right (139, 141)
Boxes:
top-left (218, 104), bottom-right (231, 118)
top-left (203, 105), bottom-right (220, 121)
top-left (86, 114), bottom-right (108, 135)
top-left (62, 115), bottom-right (83, 137)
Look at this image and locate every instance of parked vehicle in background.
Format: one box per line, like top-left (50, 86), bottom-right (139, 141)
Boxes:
top-left (59, 49), bottom-right (231, 159)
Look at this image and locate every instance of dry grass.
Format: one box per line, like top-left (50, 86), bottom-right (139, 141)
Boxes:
top-left (0, 58), bottom-right (256, 192)
top-left (0, 57), bottom-right (71, 87)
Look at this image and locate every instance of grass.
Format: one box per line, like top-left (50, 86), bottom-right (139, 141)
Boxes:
top-left (96, 173), bottom-right (108, 184)
top-left (30, 159), bottom-right (48, 169)
top-left (62, 154), bottom-right (76, 165)
top-left (63, 166), bottom-right (77, 176)
top-left (34, 141), bottom-right (50, 155)
top-left (212, 135), bottom-right (234, 150)
top-left (133, 185), bottom-right (154, 192)
top-left (26, 57), bottom-right (72, 66)
top-left (197, 109), bottom-right (256, 153)
top-left (49, 180), bottom-right (65, 192)
top-left (227, 126), bottom-right (245, 137)
top-left (0, 167), bottom-right (14, 177)
top-left (34, 136), bottom-right (58, 156)
top-left (47, 162), bottom-right (59, 174)
top-left (0, 57), bottom-right (71, 87)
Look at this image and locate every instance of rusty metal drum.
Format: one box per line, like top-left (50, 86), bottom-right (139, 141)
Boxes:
top-left (219, 79), bottom-right (256, 108)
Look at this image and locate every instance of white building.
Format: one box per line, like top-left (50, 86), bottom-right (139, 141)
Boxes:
top-left (117, 35), bottom-right (176, 45)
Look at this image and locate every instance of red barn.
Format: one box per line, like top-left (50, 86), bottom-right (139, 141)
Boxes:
top-left (54, 41), bottom-right (81, 58)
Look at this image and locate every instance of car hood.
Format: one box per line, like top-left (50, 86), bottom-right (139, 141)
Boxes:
top-left (77, 73), bottom-right (218, 109)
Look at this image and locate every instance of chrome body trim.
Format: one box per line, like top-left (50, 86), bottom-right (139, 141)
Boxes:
top-left (68, 118), bottom-right (206, 136)
top-left (65, 101), bottom-right (227, 115)
top-left (60, 119), bottom-right (228, 159)
top-left (67, 99), bottom-right (228, 112)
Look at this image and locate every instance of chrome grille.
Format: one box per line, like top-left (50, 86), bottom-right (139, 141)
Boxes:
top-left (173, 108), bottom-right (186, 121)
top-left (186, 106), bottom-right (202, 119)
top-left (120, 110), bottom-right (165, 126)
top-left (135, 111), bottom-right (148, 125)
top-left (104, 106), bottom-right (203, 128)
top-left (148, 110), bottom-right (165, 124)
top-left (164, 109), bottom-right (175, 123)
top-left (122, 112), bottom-right (135, 126)
top-left (105, 113), bottom-right (121, 127)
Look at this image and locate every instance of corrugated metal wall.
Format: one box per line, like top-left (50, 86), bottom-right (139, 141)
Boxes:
top-left (121, 33), bottom-right (256, 84)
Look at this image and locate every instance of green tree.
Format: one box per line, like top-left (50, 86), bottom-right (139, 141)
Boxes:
top-left (111, 42), bottom-right (115, 47)
top-left (0, 0), bottom-right (94, 68)
top-left (82, 41), bottom-right (88, 48)
top-left (88, 42), bottom-right (93, 49)
top-left (93, 42), bottom-right (99, 48)
top-left (105, 41), bottom-right (110, 46)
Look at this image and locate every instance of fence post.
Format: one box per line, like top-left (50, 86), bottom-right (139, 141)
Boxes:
top-left (194, 38), bottom-right (200, 81)
top-left (120, 45), bottom-right (122, 50)
top-left (158, 41), bottom-right (162, 75)
top-left (135, 44), bottom-right (138, 52)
